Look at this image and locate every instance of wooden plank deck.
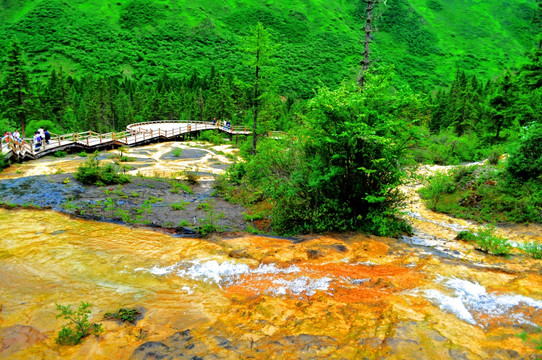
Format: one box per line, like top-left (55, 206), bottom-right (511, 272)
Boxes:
top-left (1, 120), bottom-right (252, 161)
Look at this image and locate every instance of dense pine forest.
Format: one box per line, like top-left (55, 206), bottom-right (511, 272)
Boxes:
top-left (0, 0), bottom-right (541, 235)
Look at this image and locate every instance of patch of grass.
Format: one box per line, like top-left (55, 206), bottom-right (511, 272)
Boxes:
top-left (130, 191), bottom-right (140, 198)
top-left (183, 170), bottom-right (200, 185)
top-left (75, 152), bottom-right (130, 186)
top-left (170, 201), bottom-right (188, 211)
top-left (104, 308), bottom-right (141, 323)
top-left (114, 208), bottom-right (132, 223)
top-left (78, 151), bottom-right (88, 157)
top-left (168, 180), bottom-right (193, 194)
top-left (197, 202), bottom-right (212, 212)
top-left (172, 147), bottom-right (183, 157)
top-left (178, 220), bottom-right (190, 227)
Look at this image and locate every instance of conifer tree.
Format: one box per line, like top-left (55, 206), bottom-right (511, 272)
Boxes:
top-left (0, 41), bottom-right (33, 137)
top-left (246, 22), bottom-right (274, 154)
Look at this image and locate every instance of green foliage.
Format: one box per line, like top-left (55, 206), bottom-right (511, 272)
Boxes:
top-left (169, 180), bottom-right (192, 194)
top-left (78, 151), bottom-right (88, 157)
top-left (53, 150), bottom-right (67, 158)
top-left (0, 152), bottom-right (8, 171)
top-left (104, 308), bottom-right (141, 323)
top-left (197, 202), bottom-right (211, 212)
top-left (171, 148), bottom-right (183, 157)
top-left (178, 220), bottom-right (190, 227)
top-left (226, 72), bottom-right (412, 236)
top-left (487, 147), bottom-right (503, 165)
top-left (419, 171), bottom-right (456, 209)
top-left (420, 164), bottom-right (542, 223)
top-left (522, 241), bottom-right (542, 259)
top-left (183, 170), bottom-right (200, 185)
top-left (75, 153), bottom-right (130, 186)
top-left (506, 124), bottom-right (542, 180)
top-left (458, 225), bottom-right (512, 256)
top-left (55, 302), bottom-right (103, 345)
top-left (197, 130), bottom-right (226, 145)
top-left (170, 201), bottom-right (188, 211)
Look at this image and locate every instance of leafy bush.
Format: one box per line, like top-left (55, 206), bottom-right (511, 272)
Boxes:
top-left (507, 124), bottom-right (542, 180)
top-left (522, 242), bottom-right (542, 259)
top-left (75, 153), bottom-right (130, 186)
top-left (198, 130), bottom-right (227, 145)
top-left (55, 302), bottom-right (103, 345)
top-left (487, 146), bottom-right (503, 165)
top-left (183, 170), bottom-right (200, 185)
top-left (419, 171), bottom-right (456, 209)
top-left (420, 164), bottom-right (541, 223)
top-left (104, 308), bottom-right (141, 323)
top-left (458, 225), bottom-right (512, 256)
top-left (226, 77), bottom-right (412, 236)
top-left (53, 150), bottom-right (67, 158)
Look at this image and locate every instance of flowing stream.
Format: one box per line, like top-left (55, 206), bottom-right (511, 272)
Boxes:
top-left (0, 144), bottom-right (541, 359)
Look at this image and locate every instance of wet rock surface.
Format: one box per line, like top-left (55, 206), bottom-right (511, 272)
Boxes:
top-left (0, 141), bottom-right (248, 233)
top-left (1, 148), bottom-right (542, 359)
top-left (0, 325), bottom-right (47, 356)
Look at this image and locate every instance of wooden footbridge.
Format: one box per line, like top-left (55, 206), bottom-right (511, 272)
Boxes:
top-left (1, 120), bottom-right (252, 161)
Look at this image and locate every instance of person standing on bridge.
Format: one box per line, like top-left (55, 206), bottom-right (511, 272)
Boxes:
top-left (33, 131), bottom-right (42, 150)
top-left (44, 129), bottom-right (51, 145)
top-left (38, 127), bottom-right (45, 142)
top-left (13, 129), bottom-right (21, 143)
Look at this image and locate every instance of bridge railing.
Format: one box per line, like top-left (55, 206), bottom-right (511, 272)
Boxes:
top-left (2, 120), bottom-right (253, 159)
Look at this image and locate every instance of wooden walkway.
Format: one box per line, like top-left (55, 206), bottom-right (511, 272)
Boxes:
top-left (1, 120), bottom-right (251, 161)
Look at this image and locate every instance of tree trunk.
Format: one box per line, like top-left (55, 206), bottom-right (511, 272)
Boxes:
top-left (198, 88), bottom-right (204, 122)
top-left (357, 0), bottom-right (377, 89)
top-left (253, 44), bottom-right (260, 154)
top-left (17, 86), bottom-right (25, 137)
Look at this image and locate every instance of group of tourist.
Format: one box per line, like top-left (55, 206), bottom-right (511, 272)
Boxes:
top-left (32, 127), bottom-right (51, 150)
top-left (2, 130), bottom-right (22, 144)
top-left (211, 118), bottom-right (232, 130)
top-left (2, 127), bottom-right (52, 151)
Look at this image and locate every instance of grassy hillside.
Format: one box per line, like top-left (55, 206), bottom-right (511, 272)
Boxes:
top-left (0, 0), bottom-right (537, 95)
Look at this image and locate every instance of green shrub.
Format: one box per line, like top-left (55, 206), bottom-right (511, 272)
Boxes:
top-left (55, 302), bottom-right (103, 345)
top-left (183, 171), bottom-right (200, 185)
top-left (78, 151), bottom-right (88, 157)
top-left (53, 150), bottom-right (67, 158)
top-left (75, 153), bottom-right (130, 186)
top-left (419, 171), bottom-right (456, 210)
top-left (170, 201), bottom-right (188, 210)
top-left (172, 148), bottom-right (183, 157)
top-left (198, 130), bottom-right (226, 145)
top-left (487, 147), bottom-right (503, 165)
top-left (104, 308), bottom-right (141, 323)
top-left (522, 242), bottom-right (542, 259)
top-left (459, 225), bottom-right (512, 256)
top-left (197, 202), bottom-right (211, 211)
top-left (507, 124), bottom-right (542, 180)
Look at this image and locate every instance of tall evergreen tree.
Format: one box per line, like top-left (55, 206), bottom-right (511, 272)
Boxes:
top-left (246, 22), bottom-right (274, 154)
top-left (0, 41), bottom-right (33, 137)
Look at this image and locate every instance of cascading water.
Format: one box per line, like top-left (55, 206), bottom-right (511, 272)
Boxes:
top-left (0, 144), bottom-right (541, 359)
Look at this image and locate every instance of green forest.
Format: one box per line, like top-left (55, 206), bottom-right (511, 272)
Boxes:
top-left (0, 0), bottom-right (541, 236)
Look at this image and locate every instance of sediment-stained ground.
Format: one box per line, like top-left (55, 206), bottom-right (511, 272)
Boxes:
top-left (0, 143), bottom-right (541, 359)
